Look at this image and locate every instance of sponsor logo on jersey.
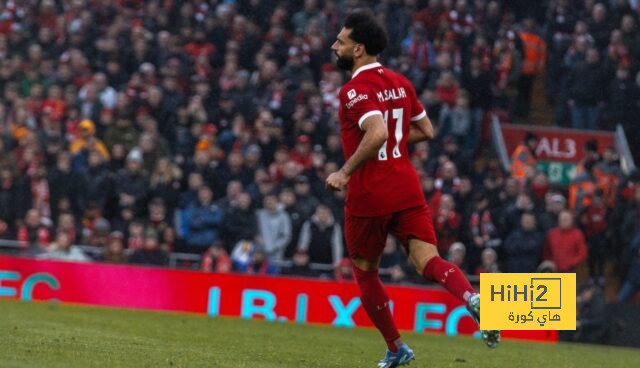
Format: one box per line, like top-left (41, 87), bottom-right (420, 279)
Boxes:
top-left (345, 93), bottom-right (368, 109)
top-left (347, 89), bottom-right (356, 99)
top-left (376, 87), bottom-right (407, 102)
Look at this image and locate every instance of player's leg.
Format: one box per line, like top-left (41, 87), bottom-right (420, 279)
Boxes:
top-left (345, 212), bottom-right (414, 366)
top-left (407, 239), bottom-right (475, 303)
top-left (390, 205), bottom-right (475, 302)
top-left (405, 238), bottom-right (473, 303)
top-left (351, 256), bottom-right (404, 351)
top-left (391, 205), bottom-right (500, 348)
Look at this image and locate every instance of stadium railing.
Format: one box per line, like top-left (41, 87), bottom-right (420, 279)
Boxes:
top-left (0, 239), bottom-right (480, 284)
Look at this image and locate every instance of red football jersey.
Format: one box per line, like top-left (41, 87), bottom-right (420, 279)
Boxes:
top-left (338, 62), bottom-right (427, 217)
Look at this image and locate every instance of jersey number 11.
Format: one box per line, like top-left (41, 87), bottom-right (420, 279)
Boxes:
top-left (378, 108), bottom-right (404, 161)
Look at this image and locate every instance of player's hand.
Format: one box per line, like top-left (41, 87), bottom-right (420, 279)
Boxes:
top-left (326, 170), bottom-right (349, 191)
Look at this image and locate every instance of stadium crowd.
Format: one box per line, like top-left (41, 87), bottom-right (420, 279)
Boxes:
top-left (0, 0), bottom-right (640, 309)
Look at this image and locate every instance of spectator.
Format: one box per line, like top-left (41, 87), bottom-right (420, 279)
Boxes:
top-left (284, 250), bottom-right (319, 278)
top-left (500, 192), bottom-right (535, 237)
top-left (438, 92), bottom-right (480, 158)
top-left (179, 172), bottom-right (205, 210)
top-left (537, 260), bottom-right (558, 273)
top-left (256, 193), bottom-right (292, 265)
top-left (48, 151), bottom-right (82, 219)
top-left (201, 244), bottom-right (232, 273)
top-left (0, 167), bottom-right (29, 236)
top-left (544, 210), bottom-right (588, 272)
top-left (38, 231), bottom-right (90, 262)
top-left (217, 180), bottom-right (245, 214)
top-left (55, 212), bottom-right (77, 244)
top-left (17, 209), bottom-right (50, 253)
top-left (475, 248), bottom-right (500, 274)
top-left (146, 198), bottom-right (170, 238)
top-left (114, 148), bottom-right (149, 214)
top-left (503, 212), bottom-right (544, 273)
top-left (579, 192), bottom-right (608, 280)
top-left (292, 175), bottom-right (320, 219)
top-left (69, 119), bottom-right (110, 162)
top-left (280, 188), bottom-right (305, 259)
top-left (434, 194), bottom-right (462, 254)
top-left (85, 217), bottom-right (111, 248)
top-left (129, 228), bottom-right (169, 267)
top-left (290, 135), bottom-right (313, 169)
top-left (380, 236), bottom-right (407, 272)
top-left (510, 132), bottom-right (538, 182)
top-left (620, 186), bottom-right (640, 254)
top-left (567, 48), bottom-right (606, 130)
top-left (104, 116), bottom-right (139, 152)
top-left (102, 232), bottom-right (127, 264)
top-left (126, 220), bottom-right (145, 251)
top-left (574, 281), bottom-right (608, 343)
top-left (435, 71), bottom-right (459, 107)
top-left (569, 159), bottom-right (599, 211)
top-left (149, 159), bottom-right (182, 213)
top-left (230, 238), bottom-right (259, 270)
top-left (594, 146), bottom-right (622, 208)
top-left (492, 30), bottom-right (522, 109)
top-left (220, 192), bottom-right (257, 253)
top-left (462, 56), bottom-right (492, 111)
top-left (79, 150), bottom-right (113, 212)
top-left (618, 231), bottom-right (640, 303)
top-left (605, 64), bottom-right (638, 132)
top-left (467, 193), bottom-right (501, 266)
top-left (516, 19), bottom-right (547, 119)
top-left (335, 258), bottom-right (355, 282)
top-left (448, 242), bottom-right (468, 273)
top-left (434, 161), bottom-right (461, 195)
top-left (297, 204), bottom-right (343, 267)
top-left (539, 193), bottom-right (567, 233)
top-left (245, 249), bottom-right (277, 275)
top-left (181, 186), bottom-right (224, 253)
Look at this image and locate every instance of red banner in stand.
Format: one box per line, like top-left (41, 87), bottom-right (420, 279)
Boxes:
top-left (500, 124), bottom-right (615, 163)
top-left (0, 256), bottom-right (557, 342)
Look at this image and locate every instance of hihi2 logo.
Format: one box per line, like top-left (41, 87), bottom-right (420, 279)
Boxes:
top-left (480, 274), bottom-right (575, 330)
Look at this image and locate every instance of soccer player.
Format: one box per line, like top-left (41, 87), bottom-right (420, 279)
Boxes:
top-left (325, 11), bottom-right (500, 367)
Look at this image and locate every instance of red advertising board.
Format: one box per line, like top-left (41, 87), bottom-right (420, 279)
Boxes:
top-left (0, 256), bottom-right (557, 342)
top-left (501, 124), bottom-right (615, 163)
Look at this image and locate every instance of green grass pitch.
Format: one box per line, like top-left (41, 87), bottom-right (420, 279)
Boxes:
top-left (1, 299), bottom-right (639, 368)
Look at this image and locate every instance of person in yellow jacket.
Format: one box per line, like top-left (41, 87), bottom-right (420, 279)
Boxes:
top-left (511, 132), bottom-right (538, 181)
top-left (70, 119), bottom-right (110, 160)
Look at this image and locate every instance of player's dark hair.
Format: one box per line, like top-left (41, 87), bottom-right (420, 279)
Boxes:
top-left (343, 10), bottom-right (388, 56)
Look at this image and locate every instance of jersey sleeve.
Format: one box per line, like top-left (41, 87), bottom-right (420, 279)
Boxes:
top-left (340, 84), bottom-right (384, 130)
top-left (406, 80), bottom-right (426, 122)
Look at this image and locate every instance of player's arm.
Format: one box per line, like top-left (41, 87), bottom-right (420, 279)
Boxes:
top-left (405, 78), bottom-right (433, 144)
top-left (326, 113), bottom-right (387, 191)
top-left (408, 113), bottom-right (435, 144)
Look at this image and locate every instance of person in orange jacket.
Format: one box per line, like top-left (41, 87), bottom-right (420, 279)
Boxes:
top-left (516, 18), bottom-right (547, 118)
top-left (511, 131), bottom-right (538, 181)
top-left (69, 119), bottom-right (110, 161)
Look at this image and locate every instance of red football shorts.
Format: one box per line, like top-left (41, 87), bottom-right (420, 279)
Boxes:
top-left (344, 204), bottom-right (437, 261)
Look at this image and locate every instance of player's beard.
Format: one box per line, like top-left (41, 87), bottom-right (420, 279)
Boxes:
top-left (335, 53), bottom-right (354, 71)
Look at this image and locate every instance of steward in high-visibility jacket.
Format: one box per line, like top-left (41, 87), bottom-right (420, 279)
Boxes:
top-left (519, 31), bottom-right (547, 76)
top-left (511, 132), bottom-right (538, 180)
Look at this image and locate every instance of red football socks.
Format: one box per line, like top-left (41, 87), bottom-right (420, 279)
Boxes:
top-left (422, 256), bottom-right (475, 302)
top-left (353, 266), bottom-right (402, 352)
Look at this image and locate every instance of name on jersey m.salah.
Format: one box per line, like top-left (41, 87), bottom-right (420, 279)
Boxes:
top-left (338, 63), bottom-right (427, 218)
